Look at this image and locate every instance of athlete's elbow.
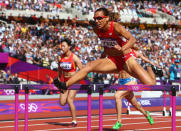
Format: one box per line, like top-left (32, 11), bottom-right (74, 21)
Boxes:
top-left (148, 79), bottom-right (156, 85)
top-left (131, 37), bottom-right (136, 44)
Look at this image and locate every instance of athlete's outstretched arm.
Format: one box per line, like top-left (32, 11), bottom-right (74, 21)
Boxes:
top-left (72, 19), bottom-right (96, 27)
top-left (135, 51), bottom-right (160, 67)
top-left (113, 22), bottom-right (136, 52)
top-left (135, 51), bottom-right (155, 65)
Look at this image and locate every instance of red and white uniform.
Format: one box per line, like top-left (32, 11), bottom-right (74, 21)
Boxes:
top-left (97, 21), bottom-right (136, 70)
top-left (59, 53), bottom-right (76, 82)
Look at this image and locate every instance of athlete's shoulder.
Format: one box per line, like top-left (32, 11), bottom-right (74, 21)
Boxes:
top-left (113, 22), bottom-right (124, 34)
top-left (113, 22), bottom-right (122, 28)
top-left (72, 53), bottom-right (80, 60)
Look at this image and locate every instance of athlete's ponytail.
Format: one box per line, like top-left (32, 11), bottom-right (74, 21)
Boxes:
top-left (95, 7), bottom-right (120, 22)
top-left (109, 12), bottom-right (120, 22)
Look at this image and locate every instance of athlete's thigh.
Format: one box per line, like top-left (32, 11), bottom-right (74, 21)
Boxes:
top-left (88, 58), bottom-right (118, 73)
top-left (125, 91), bottom-right (134, 102)
top-left (116, 80), bottom-right (136, 97)
top-left (68, 90), bottom-right (77, 100)
top-left (124, 80), bottom-right (136, 99)
top-left (124, 57), bottom-right (154, 85)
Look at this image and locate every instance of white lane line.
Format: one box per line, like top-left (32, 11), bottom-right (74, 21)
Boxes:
top-left (0, 114), bottom-right (180, 129)
top-left (33, 119), bottom-right (181, 131)
top-left (138, 126), bottom-right (181, 130)
top-left (0, 113), bottom-right (161, 123)
top-left (34, 126), bottom-right (181, 131)
top-left (0, 117), bottom-right (153, 129)
top-left (0, 115), bottom-right (164, 125)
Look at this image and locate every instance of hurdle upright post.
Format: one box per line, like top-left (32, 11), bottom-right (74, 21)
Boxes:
top-left (171, 86), bottom-right (176, 131)
top-left (25, 86), bottom-right (29, 131)
top-left (87, 85), bottom-right (92, 131)
top-left (163, 91), bottom-right (167, 116)
top-left (127, 101), bottom-right (130, 115)
top-left (98, 85), bottom-right (104, 131)
top-left (14, 85), bottom-right (19, 131)
top-left (162, 80), bottom-right (167, 116)
top-left (169, 80), bottom-right (173, 116)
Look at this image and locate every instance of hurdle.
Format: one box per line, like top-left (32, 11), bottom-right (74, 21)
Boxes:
top-left (162, 80), bottom-right (170, 116)
top-left (14, 85), bottom-right (19, 131)
top-left (22, 84), bottom-right (93, 131)
top-left (162, 80), bottom-right (181, 116)
top-left (87, 85), bottom-right (92, 131)
top-left (97, 84), bottom-right (179, 131)
top-left (0, 83), bottom-right (180, 131)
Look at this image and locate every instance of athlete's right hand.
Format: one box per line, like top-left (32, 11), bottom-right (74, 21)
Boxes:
top-left (114, 44), bottom-right (122, 51)
top-left (113, 44), bottom-right (124, 55)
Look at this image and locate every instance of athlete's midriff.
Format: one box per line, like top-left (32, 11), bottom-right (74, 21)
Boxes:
top-left (119, 70), bottom-right (132, 79)
top-left (104, 48), bottom-right (132, 56)
top-left (62, 71), bottom-right (75, 78)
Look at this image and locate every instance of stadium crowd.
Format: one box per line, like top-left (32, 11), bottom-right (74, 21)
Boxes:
top-left (0, 21), bottom-right (180, 84)
top-left (0, 0), bottom-right (180, 20)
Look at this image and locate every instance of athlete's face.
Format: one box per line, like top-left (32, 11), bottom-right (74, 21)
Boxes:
top-left (59, 42), bottom-right (70, 54)
top-left (94, 11), bottom-right (109, 29)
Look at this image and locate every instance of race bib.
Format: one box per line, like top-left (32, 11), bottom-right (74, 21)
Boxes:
top-left (60, 62), bottom-right (72, 70)
top-left (100, 38), bottom-right (118, 48)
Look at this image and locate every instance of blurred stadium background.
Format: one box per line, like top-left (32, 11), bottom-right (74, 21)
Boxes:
top-left (0, 0), bottom-right (181, 121)
top-left (0, 0), bottom-right (180, 85)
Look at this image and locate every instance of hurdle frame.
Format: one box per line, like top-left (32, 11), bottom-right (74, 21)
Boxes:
top-left (14, 85), bottom-right (19, 131)
top-left (0, 83), bottom-right (180, 131)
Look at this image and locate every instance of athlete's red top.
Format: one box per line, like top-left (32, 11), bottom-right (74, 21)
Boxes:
top-left (59, 53), bottom-right (76, 72)
top-left (96, 21), bottom-right (136, 71)
top-left (97, 21), bottom-right (127, 48)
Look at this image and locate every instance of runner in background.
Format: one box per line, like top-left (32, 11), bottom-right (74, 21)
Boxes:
top-left (54, 38), bottom-right (83, 127)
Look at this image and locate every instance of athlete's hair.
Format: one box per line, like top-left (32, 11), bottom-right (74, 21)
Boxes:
top-left (109, 12), bottom-right (120, 22)
top-left (95, 7), bottom-right (109, 16)
top-left (60, 38), bottom-right (71, 46)
top-left (95, 7), bottom-right (120, 22)
top-left (60, 38), bottom-right (75, 50)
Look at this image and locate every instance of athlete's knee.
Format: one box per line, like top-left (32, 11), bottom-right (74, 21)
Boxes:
top-left (147, 79), bottom-right (156, 85)
top-left (132, 101), bottom-right (142, 109)
top-left (152, 79), bottom-right (156, 85)
top-left (59, 100), bottom-right (66, 106)
top-left (114, 92), bottom-right (124, 100)
top-left (67, 96), bottom-right (74, 104)
top-left (125, 92), bottom-right (134, 100)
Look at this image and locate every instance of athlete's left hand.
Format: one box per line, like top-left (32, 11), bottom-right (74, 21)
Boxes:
top-left (114, 44), bottom-right (122, 51)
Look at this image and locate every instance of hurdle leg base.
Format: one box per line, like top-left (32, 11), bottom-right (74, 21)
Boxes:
top-left (126, 110), bottom-right (130, 115)
top-left (162, 111), bottom-right (167, 116)
top-left (169, 111), bottom-right (172, 116)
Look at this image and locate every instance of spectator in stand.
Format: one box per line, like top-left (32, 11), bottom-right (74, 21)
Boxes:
top-left (168, 59), bottom-right (181, 80)
top-left (0, 70), bottom-right (6, 84)
top-left (12, 73), bottom-right (20, 84)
